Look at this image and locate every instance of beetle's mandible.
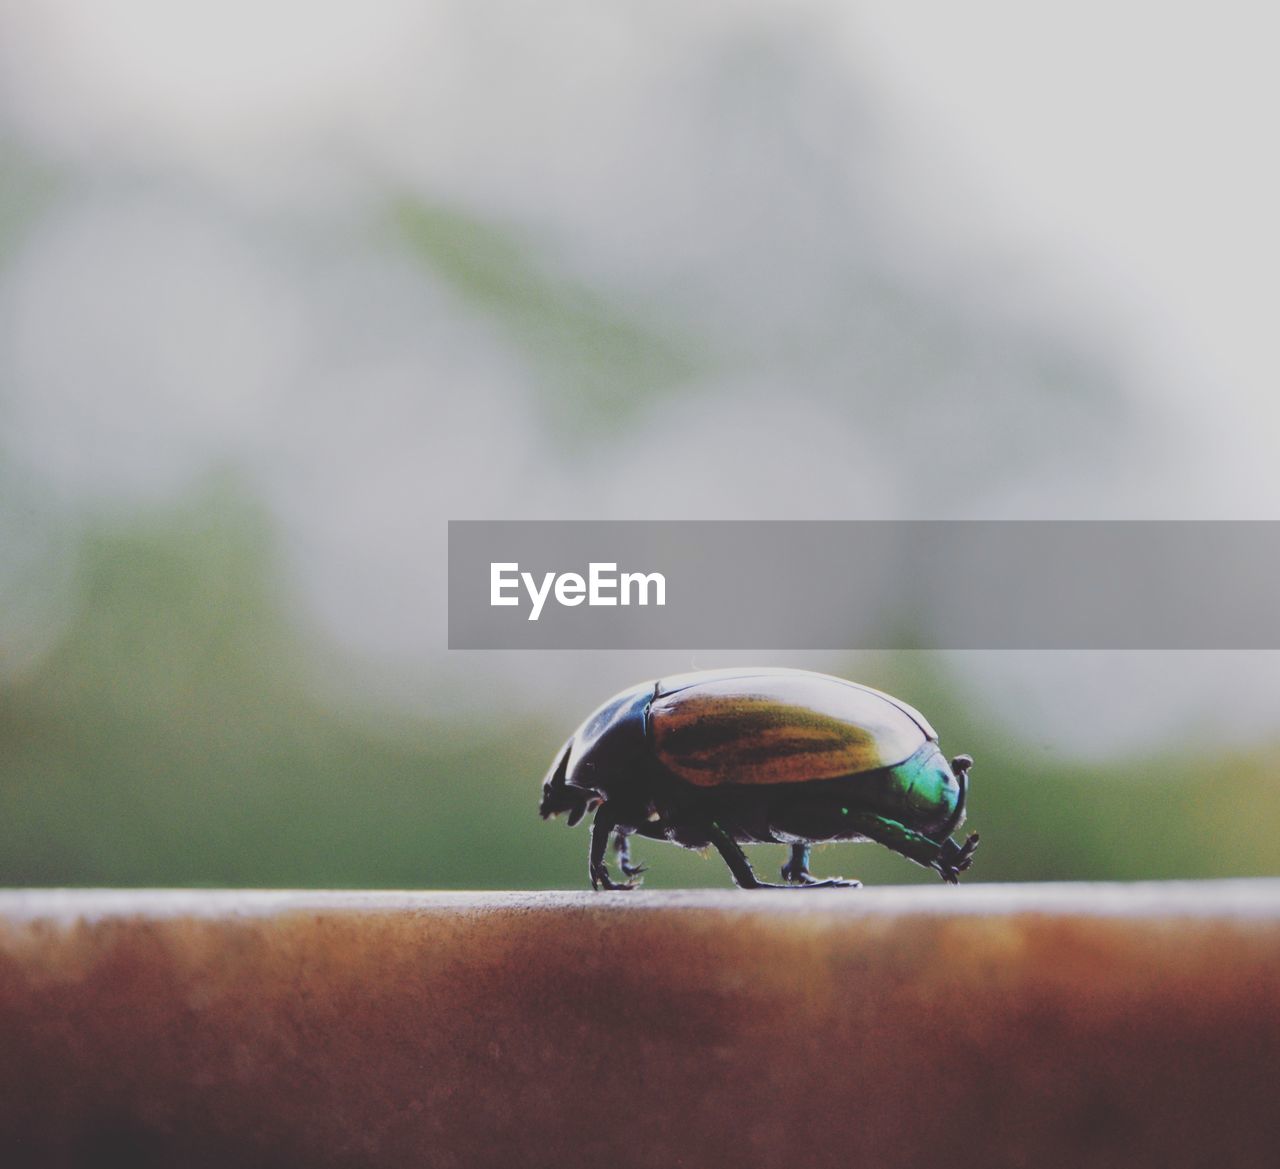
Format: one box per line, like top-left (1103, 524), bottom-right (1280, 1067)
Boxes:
top-left (539, 668), bottom-right (979, 890)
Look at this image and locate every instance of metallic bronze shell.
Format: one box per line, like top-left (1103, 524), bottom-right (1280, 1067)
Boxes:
top-left (650, 669), bottom-right (934, 787)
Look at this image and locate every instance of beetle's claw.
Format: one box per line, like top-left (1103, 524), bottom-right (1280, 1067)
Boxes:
top-left (590, 863), bottom-right (641, 891)
top-left (751, 878), bottom-right (861, 889)
top-left (934, 832), bottom-right (980, 883)
top-left (780, 860), bottom-right (811, 884)
top-left (781, 863), bottom-right (860, 888)
top-left (620, 861), bottom-right (648, 878)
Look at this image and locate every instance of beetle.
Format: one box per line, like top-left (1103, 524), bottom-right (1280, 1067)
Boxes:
top-left (539, 667), bottom-right (979, 889)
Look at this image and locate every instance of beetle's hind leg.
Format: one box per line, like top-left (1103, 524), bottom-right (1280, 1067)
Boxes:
top-left (781, 843), bottom-right (861, 888)
top-left (613, 830), bottom-right (647, 879)
top-left (589, 805), bottom-right (641, 891)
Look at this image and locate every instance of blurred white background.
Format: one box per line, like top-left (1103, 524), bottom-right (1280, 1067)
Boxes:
top-left (0, 2), bottom-right (1278, 888)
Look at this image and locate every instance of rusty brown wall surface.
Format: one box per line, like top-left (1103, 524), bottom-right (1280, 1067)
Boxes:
top-left (0, 884), bottom-right (1278, 1169)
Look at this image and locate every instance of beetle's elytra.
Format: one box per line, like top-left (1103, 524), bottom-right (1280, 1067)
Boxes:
top-left (539, 667), bottom-right (979, 890)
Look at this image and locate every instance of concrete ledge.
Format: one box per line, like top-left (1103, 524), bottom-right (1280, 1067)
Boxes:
top-left (2, 882), bottom-right (1279, 1167)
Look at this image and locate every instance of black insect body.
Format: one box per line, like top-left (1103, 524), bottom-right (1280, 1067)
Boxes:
top-left (539, 668), bottom-right (979, 890)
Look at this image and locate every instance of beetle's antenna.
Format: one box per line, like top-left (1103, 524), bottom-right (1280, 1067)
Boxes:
top-left (936, 754), bottom-right (973, 840)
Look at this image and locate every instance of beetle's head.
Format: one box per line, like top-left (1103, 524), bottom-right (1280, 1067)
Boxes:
top-left (539, 740), bottom-right (597, 828)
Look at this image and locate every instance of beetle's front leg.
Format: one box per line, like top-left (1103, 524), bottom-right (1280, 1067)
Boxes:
top-left (844, 814), bottom-right (977, 883)
top-left (935, 832), bottom-right (980, 883)
top-left (589, 805), bottom-right (640, 891)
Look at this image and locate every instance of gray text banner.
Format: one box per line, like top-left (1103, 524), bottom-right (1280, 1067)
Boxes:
top-left (448, 521), bottom-right (1279, 649)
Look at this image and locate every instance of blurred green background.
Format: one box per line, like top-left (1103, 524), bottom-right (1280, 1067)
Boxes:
top-left (2, 486), bottom-right (1277, 888)
top-left (0, 2), bottom-right (1277, 888)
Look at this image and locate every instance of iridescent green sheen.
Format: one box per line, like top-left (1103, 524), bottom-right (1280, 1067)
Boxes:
top-left (887, 742), bottom-right (963, 827)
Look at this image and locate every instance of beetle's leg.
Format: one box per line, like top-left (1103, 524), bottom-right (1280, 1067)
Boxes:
top-left (705, 821), bottom-right (765, 888)
top-left (936, 832), bottom-right (980, 882)
top-left (589, 806), bottom-right (639, 891)
top-left (779, 843), bottom-right (861, 887)
top-left (706, 824), bottom-right (856, 890)
top-left (613, 830), bottom-right (646, 879)
top-left (843, 813), bottom-right (938, 868)
top-left (781, 843), bottom-right (811, 883)
top-left (844, 813), bottom-right (976, 884)
top-left (781, 842), bottom-right (861, 888)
